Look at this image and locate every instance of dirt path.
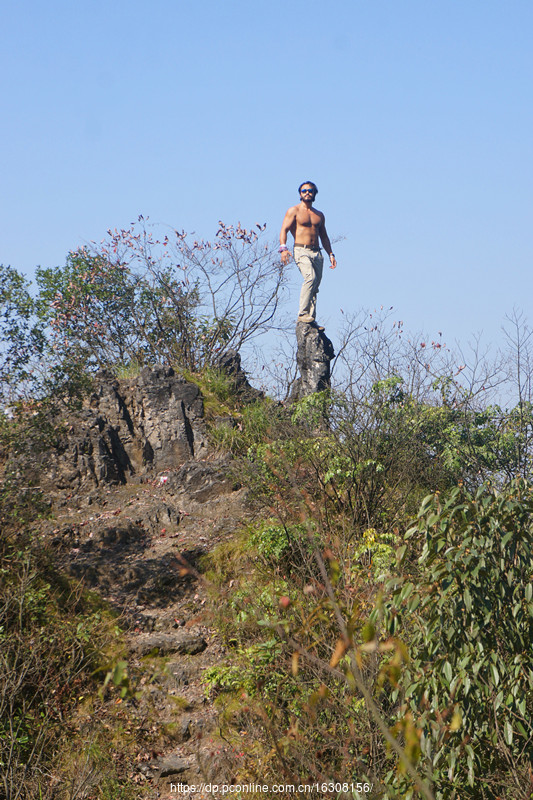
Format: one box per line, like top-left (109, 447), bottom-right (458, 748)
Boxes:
top-left (44, 458), bottom-right (251, 798)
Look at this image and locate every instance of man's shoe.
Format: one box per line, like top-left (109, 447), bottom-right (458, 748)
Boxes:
top-left (297, 314), bottom-right (314, 324)
top-left (313, 321), bottom-right (325, 331)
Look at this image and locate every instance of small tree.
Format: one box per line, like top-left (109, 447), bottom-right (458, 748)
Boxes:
top-left (378, 479), bottom-right (533, 799)
top-left (38, 218), bottom-right (289, 374)
top-left (0, 265), bottom-right (45, 403)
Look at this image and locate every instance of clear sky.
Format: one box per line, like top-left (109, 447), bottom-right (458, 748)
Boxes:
top-left (2, 0), bottom-right (532, 357)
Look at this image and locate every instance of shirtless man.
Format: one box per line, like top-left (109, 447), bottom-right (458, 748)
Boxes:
top-left (279, 181), bottom-right (337, 326)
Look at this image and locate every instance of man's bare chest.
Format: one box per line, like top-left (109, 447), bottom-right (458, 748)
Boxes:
top-left (295, 208), bottom-right (321, 229)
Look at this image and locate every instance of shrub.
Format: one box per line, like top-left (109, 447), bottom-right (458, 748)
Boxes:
top-left (37, 219), bottom-right (288, 375)
top-left (0, 533), bottom-right (129, 799)
top-left (378, 478), bottom-right (533, 799)
top-left (0, 264), bottom-right (46, 403)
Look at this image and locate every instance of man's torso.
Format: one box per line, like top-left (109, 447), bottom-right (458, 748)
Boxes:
top-left (288, 204), bottom-right (324, 248)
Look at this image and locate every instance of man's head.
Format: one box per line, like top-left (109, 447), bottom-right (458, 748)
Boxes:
top-left (299, 181), bottom-right (318, 199)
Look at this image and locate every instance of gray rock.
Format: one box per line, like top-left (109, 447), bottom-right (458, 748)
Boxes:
top-left (293, 322), bottom-right (335, 398)
top-left (133, 632), bottom-right (207, 656)
top-left (166, 460), bottom-right (239, 502)
top-left (215, 349), bottom-right (264, 402)
top-left (41, 366), bottom-right (208, 493)
top-left (155, 754), bottom-right (191, 777)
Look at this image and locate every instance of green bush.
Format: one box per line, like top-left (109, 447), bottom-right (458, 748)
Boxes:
top-left (0, 532), bottom-right (139, 800)
top-left (0, 265), bottom-right (46, 403)
top-left (379, 478), bottom-right (533, 799)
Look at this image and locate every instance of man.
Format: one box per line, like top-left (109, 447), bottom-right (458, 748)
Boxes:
top-left (279, 181), bottom-right (337, 328)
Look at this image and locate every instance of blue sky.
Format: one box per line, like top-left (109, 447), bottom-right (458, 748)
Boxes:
top-left (2, 0), bottom-right (532, 356)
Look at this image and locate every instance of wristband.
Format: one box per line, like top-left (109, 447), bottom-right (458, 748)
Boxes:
top-left (329, 253), bottom-right (335, 258)
top-left (279, 245), bottom-right (288, 253)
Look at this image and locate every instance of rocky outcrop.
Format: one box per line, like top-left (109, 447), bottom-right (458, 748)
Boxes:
top-left (42, 366), bottom-right (208, 493)
top-left (27, 357), bottom-right (261, 795)
top-left (292, 322), bottom-right (335, 399)
top-left (215, 349), bottom-right (264, 402)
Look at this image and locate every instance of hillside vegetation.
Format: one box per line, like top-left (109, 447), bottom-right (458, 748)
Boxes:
top-left (1, 226), bottom-right (533, 800)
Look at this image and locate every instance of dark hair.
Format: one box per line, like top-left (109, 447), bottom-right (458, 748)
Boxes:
top-left (298, 181), bottom-right (318, 196)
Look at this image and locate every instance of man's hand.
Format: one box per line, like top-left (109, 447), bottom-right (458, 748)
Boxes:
top-left (329, 254), bottom-right (337, 269)
top-left (281, 249), bottom-right (292, 266)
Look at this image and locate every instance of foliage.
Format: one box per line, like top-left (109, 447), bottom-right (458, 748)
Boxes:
top-left (352, 527), bottom-right (397, 582)
top-left (248, 520), bottom-right (301, 563)
top-left (37, 218), bottom-right (288, 375)
top-left (0, 265), bottom-right (46, 403)
top-left (208, 396), bottom-right (289, 457)
top-left (0, 446), bottom-right (145, 800)
top-left (36, 247), bottom-right (201, 372)
top-left (0, 532), bottom-right (135, 800)
top-left (204, 638), bottom-right (285, 699)
top-left (378, 479), bottom-right (533, 799)
top-left (205, 347), bottom-right (533, 797)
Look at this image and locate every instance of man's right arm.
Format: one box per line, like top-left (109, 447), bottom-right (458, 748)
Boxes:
top-left (279, 207), bottom-right (296, 265)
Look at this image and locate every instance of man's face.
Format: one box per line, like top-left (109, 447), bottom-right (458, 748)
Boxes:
top-left (300, 185), bottom-right (316, 201)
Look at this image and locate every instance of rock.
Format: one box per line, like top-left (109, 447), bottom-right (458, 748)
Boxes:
top-left (154, 754), bottom-right (191, 777)
top-left (166, 460), bottom-right (240, 502)
top-left (132, 632), bottom-right (207, 656)
top-left (40, 366), bottom-right (208, 493)
top-left (162, 715), bottom-right (192, 743)
top-left (216, 349), bottom-right (264, 402)
top-left (98, 525), bottom-right (145, 547)
top-left (134, 366), bottom-right (206, 470)
top-left (293, 323), bottom-right (335, 398)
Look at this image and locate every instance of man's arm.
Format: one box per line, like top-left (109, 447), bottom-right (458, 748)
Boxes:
top-left (279, 206), bottom-right (297, 265)
top-left (319, 215), bottom-right (337, 269)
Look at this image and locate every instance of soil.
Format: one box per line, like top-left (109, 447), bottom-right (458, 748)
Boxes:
top-left (41, 458), bottom-right (253, 798)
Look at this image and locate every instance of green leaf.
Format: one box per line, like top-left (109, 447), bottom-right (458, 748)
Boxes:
top-left (407, 594), bottom-right (420, 612)
top-left (396, 544), bottom-right (407, 562)
top-left (503, 719), bottom-right (513, 746)
top-left (361, 621), bottom-right (375, 642)
top-left (399, 582), bottom-right (414, 602)
top-left (501, 530), bottom-right (514, 547)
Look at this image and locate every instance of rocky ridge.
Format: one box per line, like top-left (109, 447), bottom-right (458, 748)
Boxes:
top-left (37, 339), bottom-right (333, 796)
top-left (37, 360), bottom-right (260, 797)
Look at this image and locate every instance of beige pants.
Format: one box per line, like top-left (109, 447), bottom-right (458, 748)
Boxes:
top-left (294, 246), bottom-right (324, 319)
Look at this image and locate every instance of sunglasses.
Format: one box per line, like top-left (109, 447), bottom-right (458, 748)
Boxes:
top-left (301, 189), bottom-right (315, 194)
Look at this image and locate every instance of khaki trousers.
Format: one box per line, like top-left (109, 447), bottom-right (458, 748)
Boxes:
top-left (294, 246), bottom-right (324, 319)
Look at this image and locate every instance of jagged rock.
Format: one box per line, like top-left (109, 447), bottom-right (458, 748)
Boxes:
top-left (42, 366), bottom-right (208, 493)
top-left (293, 322), bottom-right (335, 398)
top-left (216, 349), bottom-right (264, 401)
top-left (166, 460), bottom-right (240, 502)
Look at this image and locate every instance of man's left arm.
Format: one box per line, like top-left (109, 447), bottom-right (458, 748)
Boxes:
top-left (319, 215), bottom-right (337, 269)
